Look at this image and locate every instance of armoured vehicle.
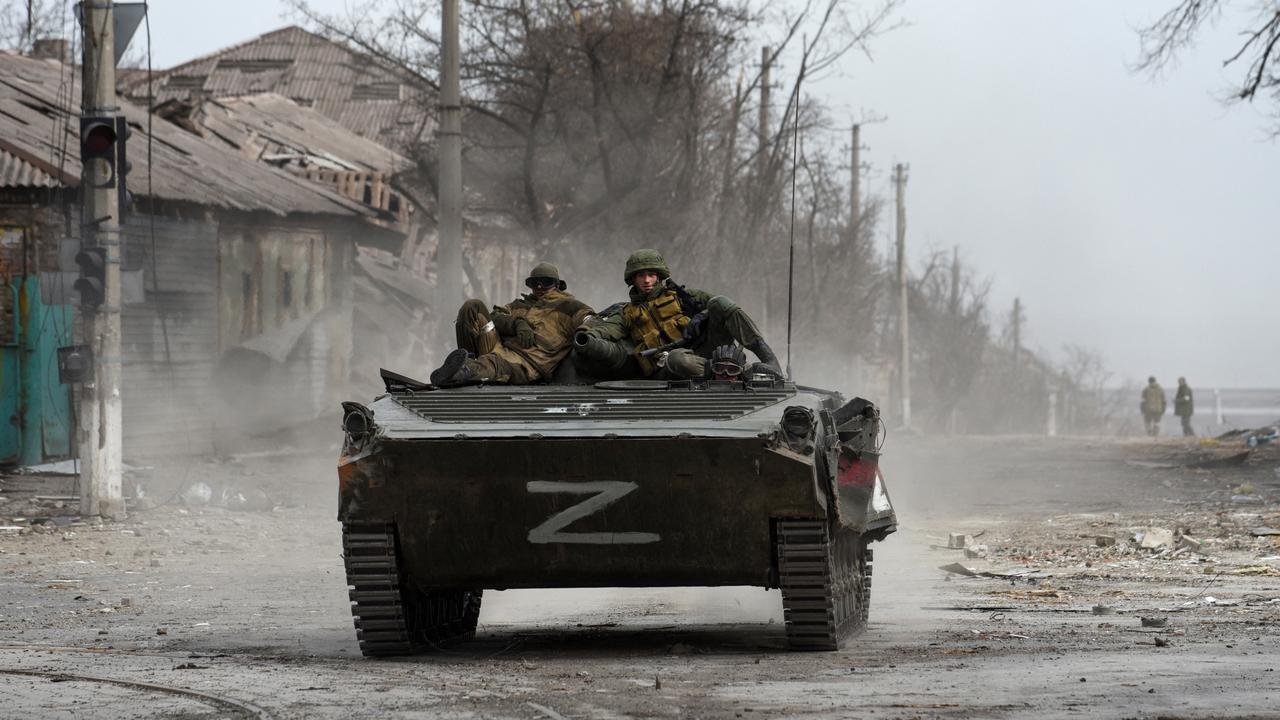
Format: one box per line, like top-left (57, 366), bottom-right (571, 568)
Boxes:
top-left (337, 370), bottom-right (896, 655)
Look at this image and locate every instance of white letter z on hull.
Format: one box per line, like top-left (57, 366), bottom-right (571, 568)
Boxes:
top-left (526, 481), bottom-right (661, 544)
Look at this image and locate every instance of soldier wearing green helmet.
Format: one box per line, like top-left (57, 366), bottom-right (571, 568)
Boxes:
top-left (430, 262), bottom-right (594, 386)
top-left (575, 249), bottom-right (781, 380)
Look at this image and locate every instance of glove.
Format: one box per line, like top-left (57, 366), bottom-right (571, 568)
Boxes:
top-left (683, 311), bottom-right (707, 342)
top-left (745, 362), bottom-right (784, 378)
top-left (514, 318), bottom-right (536, 348)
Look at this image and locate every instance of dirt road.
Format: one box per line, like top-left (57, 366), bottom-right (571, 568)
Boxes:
top-left (1, 436), bottom-right (1277, 719)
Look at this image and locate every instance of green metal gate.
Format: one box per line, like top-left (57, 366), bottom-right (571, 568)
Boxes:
top-left (1, 270), bottom-right (73, 467)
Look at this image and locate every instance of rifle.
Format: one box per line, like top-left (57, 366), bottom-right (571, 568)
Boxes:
top-left (664, 278), bottom-right (706, 316)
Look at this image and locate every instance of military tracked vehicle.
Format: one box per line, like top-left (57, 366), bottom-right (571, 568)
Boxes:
top-left (337, 370), bottom-right (896, 655)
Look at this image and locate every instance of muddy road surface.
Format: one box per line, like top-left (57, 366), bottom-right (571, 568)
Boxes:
top-left (1, 436), bottom-right (1277, 719)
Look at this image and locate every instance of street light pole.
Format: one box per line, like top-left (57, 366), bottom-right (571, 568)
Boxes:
top-left (78, 0), bottom-right (124, 518)
top-left (437, 0), bottom-right (464, 342)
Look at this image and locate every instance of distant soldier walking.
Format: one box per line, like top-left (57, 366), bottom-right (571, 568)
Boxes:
top-left (1140, 376), bottom-right (1166, 437)
top-left (1174, 377), bottom-right (1195, 437)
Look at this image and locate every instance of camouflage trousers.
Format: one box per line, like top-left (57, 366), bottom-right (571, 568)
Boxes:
top-left (1142, 413), bottom-right (1162, 437)
top-left (663, 296), bottom-right (764, 380)
top-left (455, 299), bottom-right (531, 384)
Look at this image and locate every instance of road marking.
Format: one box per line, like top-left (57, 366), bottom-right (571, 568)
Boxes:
top-left (526, 481), bottom-right (661, 544)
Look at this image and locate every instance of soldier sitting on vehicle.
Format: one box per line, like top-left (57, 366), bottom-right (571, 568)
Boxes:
top-left (571, 302), bottom-right (643, 380)
top-left (430, 262), bottom-right (593, 387)
top-left (575, 249), bottom-right (781, 381)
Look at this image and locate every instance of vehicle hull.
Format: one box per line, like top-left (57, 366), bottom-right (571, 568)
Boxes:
top-left (339, 437), bottom-right (827, 589)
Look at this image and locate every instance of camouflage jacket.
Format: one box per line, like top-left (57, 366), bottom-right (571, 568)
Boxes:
top-left (491, 289), bottom-right (593, 380)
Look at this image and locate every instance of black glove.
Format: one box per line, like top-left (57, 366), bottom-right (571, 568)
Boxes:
top-left (683, 311), bottom-right (708, 342)
top-left (745, 362), bottom-right (784, 378)
top-left (514, 318), bottom-right (536, 348)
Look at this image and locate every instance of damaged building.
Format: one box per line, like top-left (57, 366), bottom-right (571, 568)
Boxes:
top-left (0, 51), bottom-right (408, 465)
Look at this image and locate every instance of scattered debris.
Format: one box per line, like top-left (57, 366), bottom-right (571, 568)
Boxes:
top-left (1178, 536), bottom-right (1205, 554)
top-left (1095, 535), bottom-right (1116, 547)
top-left (964, 544), bottom-right (989, 559)
top-left (1245, 428), bottom-right (1278, 448)
top-left (1136, 527), bottom-right (1175, 550)
top-left (939, 563), bottom-right (1049, 580)
top-left (1231, 566), bottom-right (1280, 577)
top-left (1187, 451), bottom-right (1252, 469)
top-left (527, 702), bottom-right (570, 720)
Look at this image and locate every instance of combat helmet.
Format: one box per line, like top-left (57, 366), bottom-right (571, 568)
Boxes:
top-left (624, 249), bottom-right (671, 285)
top-left (526, 261), bottom-right (567, 291)
top-left (710, 343), bottom-right (748, 378)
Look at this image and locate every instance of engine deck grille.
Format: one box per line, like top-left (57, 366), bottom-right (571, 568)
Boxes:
top-left (393, 387), bottom-right (794, 423)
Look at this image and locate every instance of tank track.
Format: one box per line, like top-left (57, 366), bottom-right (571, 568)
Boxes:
top-left (775, 519), bottom-right (869, 650)
top-left (342, 523), bottom-right (482, 657)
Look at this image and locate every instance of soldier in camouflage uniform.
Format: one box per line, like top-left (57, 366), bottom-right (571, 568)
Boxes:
top-left (1140, 376), bottom-right (1167, 437)
top-left (575, 249), bottom-right (781, 381)
top-left (430, 262), bottom-right (593, 386)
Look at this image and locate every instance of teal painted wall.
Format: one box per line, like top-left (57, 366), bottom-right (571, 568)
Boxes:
top-left (0, 276), bottom-right (73, 466)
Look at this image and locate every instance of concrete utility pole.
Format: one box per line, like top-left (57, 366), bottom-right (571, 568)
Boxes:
top-left (757, 46), bottom-right (770, 182)
top-left (893, 163), bottom-right (910, 428)
top-left (79, 0), bottom-right (124, 518)
top-left (436, 0), bottom-right (464, 342)
top-left (848, 124), bottom-right (861, 242)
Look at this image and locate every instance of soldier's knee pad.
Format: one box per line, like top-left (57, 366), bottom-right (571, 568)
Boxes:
top-left (458, 298), bottom-right (489, 319)
top-left (706, 295), bottom-right (739, 318)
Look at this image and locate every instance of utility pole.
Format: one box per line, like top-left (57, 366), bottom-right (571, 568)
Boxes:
top-left (757, 46), bottom-right (770, 182)
top-left (437, 0), bottom-right (464, 344)
top-left (1011, 297), bottom-right (1023, 373)
top-left (78, 0), bottom-right (124, 518)
top-left (848, 124), bottom-right (861, 243)
top-left (893, 163), bottom-right (910, 428)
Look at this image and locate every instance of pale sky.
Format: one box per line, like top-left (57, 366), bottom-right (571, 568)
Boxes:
top-left (140, 0), bottom-right (1279, 388)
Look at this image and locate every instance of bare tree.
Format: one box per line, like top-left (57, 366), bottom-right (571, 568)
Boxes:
top-left (0, 0), bottom-right (73, 53)
top-left (1137, 0), bottom-right (1280, 131)
top-left (288, 0), bottom-right (900, 305)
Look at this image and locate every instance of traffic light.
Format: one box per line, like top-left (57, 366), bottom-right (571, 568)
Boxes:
top-left (80, 116), bottom-right (117, 188)
top-left (79, 116), bottom-right (131, 219)
top-left (74, 247), bottom-right (106, 309)
top-left (57, 345), bottom-right (93, 385)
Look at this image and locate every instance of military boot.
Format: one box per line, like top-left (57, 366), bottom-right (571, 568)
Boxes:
top-left (430, 348), bottom-right (478, 387)
top-left (746, 339), bottom-right (783, 377)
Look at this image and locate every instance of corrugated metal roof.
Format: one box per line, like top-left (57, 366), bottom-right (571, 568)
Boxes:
top-left (199, 93), bottom-right (410, 174)
top-left (0, 148), bottom-right (59, 188)
top-left (0, 51), bottom-right (375, 218)
top-left (122, 26), bottom-right (432, 150)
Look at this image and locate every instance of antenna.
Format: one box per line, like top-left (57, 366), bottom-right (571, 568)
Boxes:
top-left (785, 40), bottom-right (806, 382)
